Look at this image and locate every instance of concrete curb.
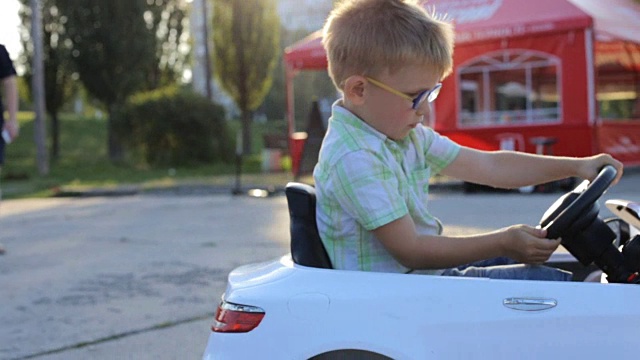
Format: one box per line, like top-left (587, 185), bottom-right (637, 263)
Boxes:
top-left (48, 166), bottom-right (640, 198)
top-left (51, 180), bottom-right (465, 198)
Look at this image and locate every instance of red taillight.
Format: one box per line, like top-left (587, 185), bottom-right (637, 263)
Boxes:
top-left (212, 300), bottom-right (265, 333)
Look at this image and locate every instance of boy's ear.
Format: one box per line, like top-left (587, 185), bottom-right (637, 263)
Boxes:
top-left (343, 75), bottom-right (366, 106)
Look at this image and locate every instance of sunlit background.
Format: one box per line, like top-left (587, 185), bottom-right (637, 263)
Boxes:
top-left (0, 0), bottom-right (21, 58)
top-left (0, 0), bottom-right (638, 200)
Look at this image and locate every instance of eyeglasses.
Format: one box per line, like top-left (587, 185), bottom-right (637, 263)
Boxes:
top-left (365, 76), bottom-right (442, 110)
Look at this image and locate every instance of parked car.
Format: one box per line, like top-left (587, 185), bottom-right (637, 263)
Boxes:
top-left (202, 166), bottom-right (640, 359)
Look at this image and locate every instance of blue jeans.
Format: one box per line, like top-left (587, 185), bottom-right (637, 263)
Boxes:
top-left (441, 257), bottom-right (572, 281)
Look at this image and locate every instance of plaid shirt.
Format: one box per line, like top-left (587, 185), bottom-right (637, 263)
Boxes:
top-left (313, 101), bottom-right (460, 273)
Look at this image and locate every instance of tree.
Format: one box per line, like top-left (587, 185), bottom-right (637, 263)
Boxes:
top-left (260, 26), bottom-right (306, 122)
top-left (261, 26), bottom-right (336, 125)
top-left (212, 0), bottom-right (280, 154)
top-left (55, 0), bottom-right (157, 161)
top-left (143, 0), bottom-right (190, 90)
top-left (19, 0), bottom-right (75, 160)
top-left (20, 0), bottom-right (189, 161)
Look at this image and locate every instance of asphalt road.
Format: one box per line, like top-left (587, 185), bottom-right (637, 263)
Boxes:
top-left (0, 171), bottom-right (637, 360)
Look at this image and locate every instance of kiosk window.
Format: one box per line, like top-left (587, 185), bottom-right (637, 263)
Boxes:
top-left (458, 50), bottom-right (561, 127)
top-left (597, 74), bottom-right (639, 120)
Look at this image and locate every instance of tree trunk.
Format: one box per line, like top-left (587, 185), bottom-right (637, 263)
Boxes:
top-left (108, 104), bottom-right (124, 162)
top-left (31, 0), bottom-right (49, 175)
top-left (241, 110), bottom-right (253, 155)
top-left (50, 111), bottom-right (59, 160)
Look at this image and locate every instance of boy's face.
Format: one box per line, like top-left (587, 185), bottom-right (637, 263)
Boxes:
top-left (353, 65), bottom-right (441, 141)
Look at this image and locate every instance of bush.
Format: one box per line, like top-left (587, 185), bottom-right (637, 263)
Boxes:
top-left (120, 87), bottom-right (233, 166)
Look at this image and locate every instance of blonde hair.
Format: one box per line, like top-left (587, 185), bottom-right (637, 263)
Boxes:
top-left (322, 0), bottom-right (454, 90)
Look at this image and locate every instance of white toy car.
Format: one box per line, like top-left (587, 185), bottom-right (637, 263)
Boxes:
top-left (202, 166), bottom-right (640, 359)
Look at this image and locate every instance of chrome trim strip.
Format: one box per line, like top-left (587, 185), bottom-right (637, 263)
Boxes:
top-left (503, 297), bottom-right (557, 311)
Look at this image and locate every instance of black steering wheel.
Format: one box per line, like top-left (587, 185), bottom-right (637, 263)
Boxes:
top-left (539, 165), bottom-right (617, 240)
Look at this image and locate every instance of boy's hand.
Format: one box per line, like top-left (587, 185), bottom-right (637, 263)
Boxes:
top-left (577, 154), bottom-right (623, 185)
top-left (503, 225), bottom-right (561, 264)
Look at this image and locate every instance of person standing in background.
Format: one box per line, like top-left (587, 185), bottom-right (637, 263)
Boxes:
top-left (0, 43), bottom-right (20, 255)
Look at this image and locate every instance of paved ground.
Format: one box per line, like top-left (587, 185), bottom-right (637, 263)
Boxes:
top-left (0, 168), bottom-right (637, 359)
top-left (0, 195), bottom-right (292, 359)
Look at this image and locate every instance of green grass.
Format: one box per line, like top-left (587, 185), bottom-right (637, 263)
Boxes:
top-left (2, 112), bottom-right (291, 199)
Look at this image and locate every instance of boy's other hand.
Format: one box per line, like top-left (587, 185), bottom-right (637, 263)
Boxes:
top-left (577, 154), bottom-right (623, 185)
top-left (503, 225), bottom-right (561, 265)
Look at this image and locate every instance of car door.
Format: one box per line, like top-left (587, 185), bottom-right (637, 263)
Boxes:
top-left (404, 276), bottom-right (640, 359)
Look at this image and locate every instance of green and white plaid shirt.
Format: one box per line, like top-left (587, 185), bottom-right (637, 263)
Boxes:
top-left (313, 101), bottom-right (461, 273)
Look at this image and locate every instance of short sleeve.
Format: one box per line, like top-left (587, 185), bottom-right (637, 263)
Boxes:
top-left (420, 127), bottom-right (460, 175)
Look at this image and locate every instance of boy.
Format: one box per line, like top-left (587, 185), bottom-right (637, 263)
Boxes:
top-left (313, 0), bottom-right (623, 280)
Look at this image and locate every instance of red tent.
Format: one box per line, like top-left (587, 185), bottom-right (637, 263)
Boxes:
top-left (283, 0), bottom-right (640, 166)
top-left (284, 30), bottom-right (326, 72)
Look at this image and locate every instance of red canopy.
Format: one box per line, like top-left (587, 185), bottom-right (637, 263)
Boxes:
top-left (284, 31), bottom-right (326, 71)
top-left (432, 0), bottom-right (590, 44)
top-left (572, 0), bottom-right (640, 43)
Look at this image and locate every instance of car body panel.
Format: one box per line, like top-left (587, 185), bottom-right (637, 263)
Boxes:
top-left (203, 255), bottom-right (640, 360)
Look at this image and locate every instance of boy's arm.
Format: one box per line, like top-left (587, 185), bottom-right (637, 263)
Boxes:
top-left (442, 146), bottom-right (623, 189)
top-left (372, 214), bottom-right (561, 270)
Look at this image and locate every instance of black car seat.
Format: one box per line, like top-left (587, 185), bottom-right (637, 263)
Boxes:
top-left (285, 182), bottom-right (333, 269)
